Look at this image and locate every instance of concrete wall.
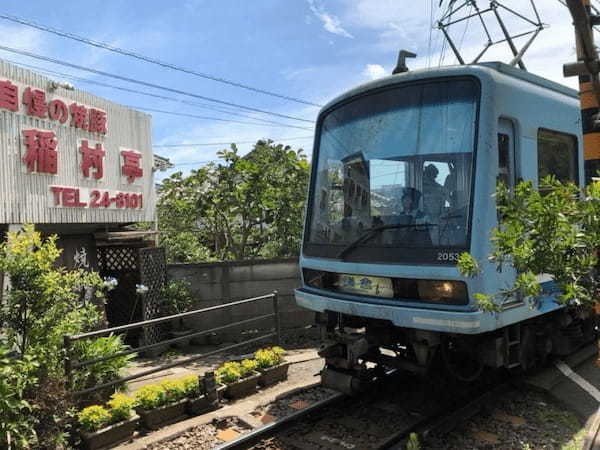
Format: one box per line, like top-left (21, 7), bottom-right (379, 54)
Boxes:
top-left (167, 258), bottom-right (313, 339)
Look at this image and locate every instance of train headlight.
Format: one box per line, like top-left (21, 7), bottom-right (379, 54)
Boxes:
top-left (303, 269), bottom-right (331, 289)
top-left (416, 280), bottom-right (468, 305)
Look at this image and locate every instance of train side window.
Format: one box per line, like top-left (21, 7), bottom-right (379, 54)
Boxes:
top-left (537, 129), bottom-right (579, 186)
top-left (498, 133), bottom-right (511, 188)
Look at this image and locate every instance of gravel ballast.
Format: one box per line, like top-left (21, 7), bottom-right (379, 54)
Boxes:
top-left (425, 388), bottom-right (586, 449)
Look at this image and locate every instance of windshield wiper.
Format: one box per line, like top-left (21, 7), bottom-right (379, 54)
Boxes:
top-left (337, 223), bottom-right (437, 259)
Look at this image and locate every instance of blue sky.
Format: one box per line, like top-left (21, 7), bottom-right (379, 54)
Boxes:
top-left (0, 1), bottom-right (580, 181)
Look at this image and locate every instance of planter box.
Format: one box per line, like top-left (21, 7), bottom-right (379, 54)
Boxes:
top-left (80, 415), bottom-right (139, 450)
top-left (216, 384), bottom-right (227, 402)
top-left (258, 362), bottom-right (290, 387)
top-left (222, 373), bottom-right (260, 400)
top-left (186, 394), bottom-right (218, 415)
top-left (136, 399), bottom-right (188, 430)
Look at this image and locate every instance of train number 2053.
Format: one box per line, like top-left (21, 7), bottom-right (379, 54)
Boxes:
top-left (437, 252), bottom-right (459, 262)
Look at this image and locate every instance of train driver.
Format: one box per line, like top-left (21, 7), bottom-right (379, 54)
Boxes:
top-left (394, 187), bottom-right (433, 246)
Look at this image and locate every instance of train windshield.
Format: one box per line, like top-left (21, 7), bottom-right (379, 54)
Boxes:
top-left (304, 78), bottom-right (479, 264)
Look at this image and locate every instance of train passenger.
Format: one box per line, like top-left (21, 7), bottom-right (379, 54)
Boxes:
top-left (393, 188), bottom-right (433, 246)
top-left (422, 164), bottom-right (445, 220)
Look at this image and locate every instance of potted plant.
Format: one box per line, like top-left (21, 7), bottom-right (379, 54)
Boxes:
top-left (216, 359), bottom-right (260, 400)
top-left (78, 393), bottom-right (139, 450)
top-left (181, 374), bottom-right (218, 415)
top-left (159, 279), bottom-right (195, 348)
top-left (255, 346), bottom-right (290, 387)
top-left (134, 379), bottom-right (188, 430)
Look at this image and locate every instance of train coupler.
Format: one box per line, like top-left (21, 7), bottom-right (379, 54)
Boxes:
top-left (321, 366), bottom-right (365, 395)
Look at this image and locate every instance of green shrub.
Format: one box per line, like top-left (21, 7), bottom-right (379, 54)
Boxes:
top-left (239, 359), bottom-right (258, 377)
top-left (72, 334), bottom-right (135, 396)
top-left (254, 348), bottom-right (284, 369)
top-left (271, 346), bottom-right (285, 357)
top-left (0, 347), bottom-right (38, 448)
top-left (134, 384), bottom-right (166, 410)
top-left (77, 405), bottom-right (111, 433)
top-left (215, 362), bottom-right (242, 385)
top-left (0, 226), bottom-right (121, 446)
top-left (159, 379), bottom-right (187, 403)
top-left (160, 279), bottom-right (194, 316)
top-left (107, 393), bottom-right (135, 423)
top-left (180, 375), bottom-right (201, 398)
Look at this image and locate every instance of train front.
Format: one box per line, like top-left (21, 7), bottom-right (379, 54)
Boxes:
top-left (296, 69), bottom-right (486, 392)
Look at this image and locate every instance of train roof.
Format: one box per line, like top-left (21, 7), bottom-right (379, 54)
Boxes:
top-left (321, 61), bottom-right (578, 113)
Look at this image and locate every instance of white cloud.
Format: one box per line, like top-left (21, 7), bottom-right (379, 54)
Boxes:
top-left (363, 63), bottom-right (387, 80)
top-left (0, 23), bottom-right (49, 66)
top-left (341, 0), bottom-right (424, 51)
top-left (307, 0), bottom-right (354, 39)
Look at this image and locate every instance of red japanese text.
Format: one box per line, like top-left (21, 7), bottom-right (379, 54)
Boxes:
top-left (48, 99), bottom-right (68, 123)
top-left (22, 129), bottom-right (58, 174)
top-left (88, 108), bottom-right (107, 134)
top-left (121, 150), bottom-right (143, 183)
top-left (23, 87), bottom-right (48, 118)
top-left (80, 140), bottom-right (105, 179)
top-left (0, 80), bottom-right (18, 112)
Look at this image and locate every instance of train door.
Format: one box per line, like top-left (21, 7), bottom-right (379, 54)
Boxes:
top-left (497, 118), bottom-right (523, 305)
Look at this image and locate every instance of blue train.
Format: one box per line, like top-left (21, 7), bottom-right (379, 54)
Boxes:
top-left (295, 61), bottom-right (596, 392)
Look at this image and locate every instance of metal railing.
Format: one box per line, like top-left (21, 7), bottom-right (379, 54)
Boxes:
top-left (64, 290), bottom-right (281, 397)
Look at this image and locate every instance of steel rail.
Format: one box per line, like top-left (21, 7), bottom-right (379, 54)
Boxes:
top-left (386, 383), bottom-right (509, 449)
top-left (213, 379), bottom-right (508, 450)
top-left (213, 392), bottom-right (346, 450)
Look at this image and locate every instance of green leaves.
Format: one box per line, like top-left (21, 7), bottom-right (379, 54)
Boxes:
top-left (154, 140), bottom-right (309, 262)
top-left (160, 279), bottom-right (194, 316)
top-left (463, 176), bottom-right (600, 311)
top-left (0, 226), bottom-right (130, 446)
top-left (0, 346), bottom-right (38, 447)
top-left (72, 335), bottom-right (135, 394)
top-left (457, 252), bottom-right (480, 278)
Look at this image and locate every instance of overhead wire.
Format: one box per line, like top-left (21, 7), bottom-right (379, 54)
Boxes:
top-left (428, 0), bottom-right (435, 68)
top-left (161, 136), bottom-right (314, 168)
top-left (0, 44), bottom-right (315, 124)
top-left (131, 105), bottom-right (313, 130)
top-left (0, 12), bottom-right (323, 108)
top-left (437, 0), bottom-right (452, 67)
top-left (3, 58), bottom-right (315, 130)
top-left (154, 136), bottom-right (313, 147)
top-left (457, 4), bottom-right (473, 63)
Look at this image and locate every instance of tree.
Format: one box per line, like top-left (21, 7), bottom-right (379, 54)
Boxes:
top-left (0, 226), bottom-right (131, 448)
top-left (458, 177), bottom-right (600, 311)
top-left (156, 140), bottom-right (310, 262)
top-left (0, 225), bottom-right (105, 364)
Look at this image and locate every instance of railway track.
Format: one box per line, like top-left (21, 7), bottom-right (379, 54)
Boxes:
top-left (215, 371), bottom-right (508, 450)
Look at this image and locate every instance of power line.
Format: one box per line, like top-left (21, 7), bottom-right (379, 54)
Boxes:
top-left (160, 137), bottom-right (314, 167)
top-left (0, 12), bottom-right (323, 108)
top-left (428, 0), bottom-right (435, 68)
top-left (3, 58), bottom-right (315, 131)
top-left (132, 105), bottom-right (313, 130)
top-left (0, 44), bottom-right (315, 124)
top-left (170, 160), bottom-right (218, 167)
top-left (4, 57), bottom-right (310, 128)
top-left (154, 136), bottom-right (313, 148)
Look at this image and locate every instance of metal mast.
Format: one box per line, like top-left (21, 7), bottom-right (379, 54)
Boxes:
top-left (437, 0), bottom-right (545, 70)
top-left (564, 0), bottom-right (600, 184)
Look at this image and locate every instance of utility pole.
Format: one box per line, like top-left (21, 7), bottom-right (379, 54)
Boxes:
top-left (564, 0), bottom-right (600, 184)
top-left (563, 0), bottom-right (600, 366)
